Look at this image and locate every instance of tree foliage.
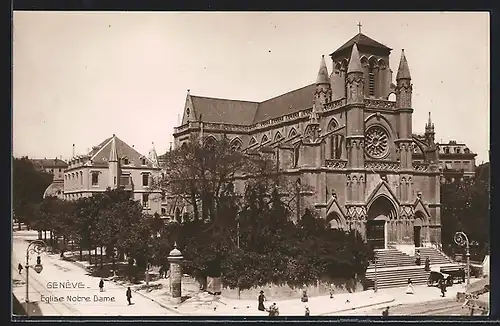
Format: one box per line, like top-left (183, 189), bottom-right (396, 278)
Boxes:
top-left (12, 157), bottom-right (53, 225)
top-left (441, 163), bottom-right (490, 260)
top-left (158, 136), bottom-right (373, 290)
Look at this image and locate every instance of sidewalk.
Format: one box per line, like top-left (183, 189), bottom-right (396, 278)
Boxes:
top-left (12, 232), bottom-right (176, 316)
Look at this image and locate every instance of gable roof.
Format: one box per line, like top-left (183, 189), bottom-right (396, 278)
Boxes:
top-left (253, 84), bottom-right (316, 123)
top-left (89, 135), bottom-right (155, 168)
top-left (31, 158), bottom-right (68, 168)
top-left (189, 83), bottom-right (316, 126)
top-left (190, 96), bottom-right (259, 125)
top-left (330, 33), bottom-right (392, 57)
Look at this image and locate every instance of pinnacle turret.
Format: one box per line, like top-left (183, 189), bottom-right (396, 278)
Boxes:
top-left (149, 142), bottom-right (159, 168)
top-left (109, 135), bottom-right (118, 162)
top-left (396, 49), bottom-right (411, 80)
top-left (347, 43), bottom-right (362, 74)
top-left (425, 112), bottom-right (435, 134)
top-left (316, 55), bottom-right (330, 84)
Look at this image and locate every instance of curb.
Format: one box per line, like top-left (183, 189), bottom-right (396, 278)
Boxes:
top-left (318, 298), bottom-right (396, 316)
top-left (131, 290), bottom-right (183, 315)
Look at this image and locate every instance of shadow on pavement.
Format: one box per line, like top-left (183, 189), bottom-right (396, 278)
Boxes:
top-left (12, 294), bottom-right (43, 316)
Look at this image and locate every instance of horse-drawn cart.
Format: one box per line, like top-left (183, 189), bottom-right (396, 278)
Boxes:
top-left (427, 270), bottom-right (453, 287)
top-left (427, 266), bottom-right (465, 287)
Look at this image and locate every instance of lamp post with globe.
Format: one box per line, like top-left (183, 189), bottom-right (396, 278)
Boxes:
top-left (25, 240), bottom-right (47, 316)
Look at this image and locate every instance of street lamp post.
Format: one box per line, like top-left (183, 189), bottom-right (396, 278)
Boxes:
top-left (374, 251), bottom-right (378, 293)
top-left (236, 213), bottom-right (240, 300)
top-left (454, 231), bottom-right (471, 286)
top-left (25, 240), bottom-right (47, 316)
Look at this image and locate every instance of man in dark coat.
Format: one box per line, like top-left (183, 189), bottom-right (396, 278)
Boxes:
top-left (126, 287), bottom-right (132, 305)
top-left (18, 263), bottom-right (23, 274)
top-left (99, 279), bottom-right (104, 292)
top-left (439, 279), bottom-right (447, 297)
top-left (382, 306), bottom-right (389, 316)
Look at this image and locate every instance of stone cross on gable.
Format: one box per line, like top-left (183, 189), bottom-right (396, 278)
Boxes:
top-left (357, 22), bottom-right (362, 33)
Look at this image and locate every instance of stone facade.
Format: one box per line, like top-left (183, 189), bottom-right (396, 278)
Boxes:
top-left (169, 32), bottom-right (474, 253)
top-left (62, 134), bottom-right (162, 214)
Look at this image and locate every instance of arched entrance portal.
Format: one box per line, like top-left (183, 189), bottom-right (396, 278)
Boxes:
top-left (326, 212), bottom-right (345, 230)
top-left (367, 196), bottom-right (397, 249)
top-left (414, 211), bottom-right (427, 248)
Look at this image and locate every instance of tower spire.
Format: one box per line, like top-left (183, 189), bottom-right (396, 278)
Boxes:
top-left (316, 55), bottom-right (330, 85)
top-left (109, 135), bottom-right (118, 162)
top-left (396, 49), bottom-right (411, 80)
top-left (426, 112), bottom-right (435, 134)
top-left (347, 43), bottom-right (363, 74)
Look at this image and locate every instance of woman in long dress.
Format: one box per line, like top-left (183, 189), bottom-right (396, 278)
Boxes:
top-left (406, 278), bottom-right (414, 294)
top-left (258, 290), bottom-right (266, 311)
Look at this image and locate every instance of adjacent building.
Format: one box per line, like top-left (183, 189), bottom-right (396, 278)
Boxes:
top-left (62, 134), bottom-right (162, 214)
top-left (30, 158), bottom-right (68, 181)
top-left (169, 31), bottom-right (478, 254)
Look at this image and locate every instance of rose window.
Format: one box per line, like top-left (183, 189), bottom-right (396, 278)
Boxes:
top-left (365, 126), bottom-right (389, 159)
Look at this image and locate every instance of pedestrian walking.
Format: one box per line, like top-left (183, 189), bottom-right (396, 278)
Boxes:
top-left (258, 290), bottom-right (266, 311)
top-left (305, 305), bottom-right (310, 316)
top-left (415, 249), bottom-right (421, 266)
top-left (301, 289), bottom-right (309, 302)
top-left (424, 257), bottom-right (430, 272)
top-left (126, 287), bottom-right (132, 305)
top-left (382, 306), bottom-right (390, 316)
top-left (18, 263), bottom-right (23, 274)
top-left (329, 283), bottom-right (334, 299)
top-left (439, 279), bottom-right (447, 297)
top-left (99, 279), bottom-right (104, 292)
top-left (405, 278), bottom-right (414, 294)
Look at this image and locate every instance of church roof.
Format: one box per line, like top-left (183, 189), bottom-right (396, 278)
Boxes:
top-left (191, 96), bottom-right (259, 125)
top-left (188, 84), bottom-right (316, 126)
top-left (330, 33), bottom-right (391, 57)
top-left (253, 84), bottom-right (315, 123)
top-left (88, 135), bottom-right (156, 168)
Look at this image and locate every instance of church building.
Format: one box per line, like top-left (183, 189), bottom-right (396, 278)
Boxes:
top-left (172, 31), bottom-right (447, 254)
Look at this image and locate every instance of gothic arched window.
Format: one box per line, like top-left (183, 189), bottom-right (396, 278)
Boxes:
top-left (289, 128), bottom-right (297, 138)
top-left (261, 134), bottom-right (269, 144)
top-left (368, 58), bottom-right (377, 97)
top-left (203, 135), bottom-right (217, 148)
top-left (230, 138), bottom-right (243, 151)
top-left (249, 137), bottom-right (257, 146)
top-left (274, 132), bottom-right (282, 142)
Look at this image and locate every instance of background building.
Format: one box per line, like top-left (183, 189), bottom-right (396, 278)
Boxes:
top-left (62, 134), bottom-right (162, 214)
top-left (30, 158), bottom-right (68, 181)
top-left (413, 126), bottom-right (477, 183)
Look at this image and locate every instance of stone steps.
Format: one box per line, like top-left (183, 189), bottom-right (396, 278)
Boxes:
top-left (368, 249), bottom-right (415, 269)
top-left (364, 267), bottom-right (430, 290)
top-left (364, 247), bottom-right (456, 290)
top-left (416, 248), bottom-right (453, 265)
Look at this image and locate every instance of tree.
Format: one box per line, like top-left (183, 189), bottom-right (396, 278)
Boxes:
top-left (441, 163), bottom-right (490, 259)
top-left (12, 157), bottom-right (53, 229)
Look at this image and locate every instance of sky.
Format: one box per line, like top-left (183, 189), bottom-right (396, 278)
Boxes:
top-left (13, 11), bottom-right (490, 163)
